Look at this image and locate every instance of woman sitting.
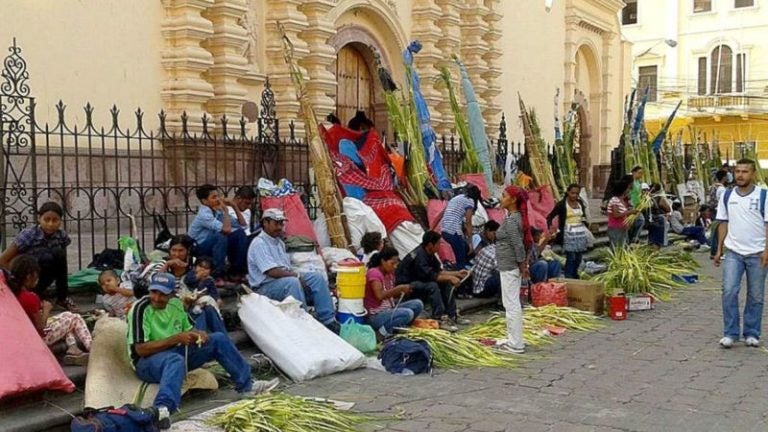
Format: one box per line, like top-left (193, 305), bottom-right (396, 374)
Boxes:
top-left (9, 254), bottom-right (92, 365)
top-left (528, 228), bottom-right (562, 284)
top-left (364, 247), bottom-right (424, 338)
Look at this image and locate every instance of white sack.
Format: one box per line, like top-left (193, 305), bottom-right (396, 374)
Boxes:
top-left (388, 221), bottom-right (425, 258)
top-left (342, 197), bottom-right (387, 248)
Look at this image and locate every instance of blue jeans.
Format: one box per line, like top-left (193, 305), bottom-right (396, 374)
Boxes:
top-left (134, 332), bottom-right (251, 412)
top-left (442, 232), bottom-right (469, 269)
top-left (722, 251), bottom-right (768, 340)
top-left (564, 252), bottom-right (582, 279)
top-left (530, 259), bottom-right (562, 284)
top-left (607, 228), bottom-right (628, 249)
top-left (409, 281), bottom-right (457, 319)
top-left (681, 226), bottom-right (708, 246)
top-left (194, 230), bottom-right (249, 276)
top-left (256, 272), bottom-right (335, 324)
top-left (368, 300), bottom-right (424, 335)
top-left (190, 305), bottom-right (227, 334)
top-left (628, 213), bottom-right (645, 243)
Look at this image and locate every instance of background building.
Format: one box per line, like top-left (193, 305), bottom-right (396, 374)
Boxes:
top-left (622, 0), bottom-right (768, 161)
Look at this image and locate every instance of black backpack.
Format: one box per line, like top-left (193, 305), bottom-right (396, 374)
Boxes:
top-left (70, 404), bottom-right (159, 432)
top-left (378, 339), bottom-right (433, 375)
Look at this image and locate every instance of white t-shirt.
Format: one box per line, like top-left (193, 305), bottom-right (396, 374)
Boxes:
top-left (716, 186), bottom-right (768, 255)
top-left (227, 207), bottom-right (252, 235)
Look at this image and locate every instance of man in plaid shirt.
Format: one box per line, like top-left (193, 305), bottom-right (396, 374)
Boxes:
top-left (471, 221), bottom-right (500, 298)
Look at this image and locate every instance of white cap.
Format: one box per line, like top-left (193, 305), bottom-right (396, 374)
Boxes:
top-left (261, 208), bottom-right (288, 221)
top-left (641, 182), bottom-right (650, 190)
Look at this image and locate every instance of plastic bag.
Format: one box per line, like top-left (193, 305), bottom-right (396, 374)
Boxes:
top-left (339, 319), bottom-right (377, 354)
top-left (531, 282), bottom-right (568, 307)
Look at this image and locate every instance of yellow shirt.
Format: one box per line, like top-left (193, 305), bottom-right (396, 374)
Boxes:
top-left (565, 204), bottom-right (583, 226)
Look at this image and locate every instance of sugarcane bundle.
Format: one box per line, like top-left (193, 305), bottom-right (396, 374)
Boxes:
top-left (278, 24), bottom-right (348, 248)
top-left (208, 393), bottom-right (377, 432)
top-left (439, 66), bottom-right (482, 175)
top-left (519, 95), bottom-right (559, 199)
top-left (398, 328), bottom-right (519, 368)
top-left (455, 55), bottom-right (494, 189)
top-left (461, 313), bottom-right (554, 347)
top-left (593, 246), bottom-right (698, 301)
top-left (555, 92), bottom-right (579, 194)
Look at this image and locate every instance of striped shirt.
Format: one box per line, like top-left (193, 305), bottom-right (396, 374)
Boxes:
top-left (495, 212), bottom-right (527, 271)
top-left (607, 196), bottom-right (629, 229)
top-left (441, 195), bottom-right (475, 235)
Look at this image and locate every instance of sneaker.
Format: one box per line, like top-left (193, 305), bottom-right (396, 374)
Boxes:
top-left (238, 378), bottom-right (280, 398)
top-left (745, 336), bottom-right (760, 347)
top-left (439, 319), bottom-right (458, 332)
top-left (155, 406), bottom-right (171, 430)
top-left (496, 343), bottom-right (525, 354)
top-left (453, 317), bottom-right (472, 326)
top-left (324, 320), bottom-right (341, 335)
top-left (719, 336), bottom-right (734, 348)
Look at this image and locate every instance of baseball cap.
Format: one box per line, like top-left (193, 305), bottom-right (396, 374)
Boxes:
top-left (149, 272), bottom-right (176, 295)
top-left (262, 208), bottom-right (288, 222)
top-left (641, 182), bottom-right (650, 190)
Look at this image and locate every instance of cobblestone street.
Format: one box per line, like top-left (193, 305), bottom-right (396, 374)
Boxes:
top-left (283, 256), bottom-right (768, 432)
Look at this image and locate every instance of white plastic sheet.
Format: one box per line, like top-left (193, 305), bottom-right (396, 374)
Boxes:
top-left (389, 221), bottom-right (425, 258)
top-left (238, 294), bottom-right (365, 382)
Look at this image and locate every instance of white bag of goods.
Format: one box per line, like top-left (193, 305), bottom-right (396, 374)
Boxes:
top-left (313, 210), bottom-right (332, 249)
top-left (290, 251), bottom-right (328, 282)
top-left (342, 197), bottom-right (387, 248)
top-left (238, 293), bottom-right (366, 382)
top-left (321, 247), bottom-right (358, 266)
top-left (388, 221), bottom-right (425, 258)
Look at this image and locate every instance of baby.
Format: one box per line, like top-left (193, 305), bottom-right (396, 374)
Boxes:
top-left (182, 257), bottom-right (222, 316)
top-left (97, 269), bottom-right (136, 318)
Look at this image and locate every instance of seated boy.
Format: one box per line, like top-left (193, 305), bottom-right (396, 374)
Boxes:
top-left (529, 228), bottom-right (562, 284)
top-left (359, 231), bottom-right (384, 264)
top-left (669, 202), bottom-right (709, 248)
top-left (182, 256), bottom-right (222, 316)
top-left (187, 184), bottom-right (249, 278)
top-left (97, 269), bottom-right (136, 318)
top-left (227, 186), bottom-right (258, 238)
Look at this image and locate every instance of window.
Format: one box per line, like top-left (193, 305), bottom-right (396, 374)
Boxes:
top-left (710, 45), bottom-right (733, 94)
top-left (622, 0), bottom-right (638, 24)
top-left (736, 53), bottom-right (746, 92)
top-left (638, 66), bottom-right (658, 102)
top-left (735, 0), bottom-right (754, 7)
top-left (694, 0), bottom-right (712, 12)
top-left (698, 57), bottom-right (707, 95)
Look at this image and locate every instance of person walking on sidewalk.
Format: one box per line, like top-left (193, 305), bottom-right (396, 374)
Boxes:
top-left (713, 158), bottom-right (768, 349)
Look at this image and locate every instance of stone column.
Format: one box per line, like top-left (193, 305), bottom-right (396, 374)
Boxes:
top-left (298, 1), bottom-right (337, 121)
top-left (161, 0), bottom-right (215, 132)
top-left (481, 0), bottom-right (502, 136)
top-left (203, 0), bottom-right (250, 122)
top-left (264, 0), bottom-right (310, 128)
top-left (563, 16), bottom-right (580, 111)
top-left (435, 0), bottom-right (463, 135)
top-left (460, 0), bottom-right (490, 119)
top-left (411, 0), bottom-right (445, 132)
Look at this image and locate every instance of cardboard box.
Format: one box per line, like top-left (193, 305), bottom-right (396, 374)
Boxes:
top-left (627, 294), bottom-right (654, 311)
top-left (556, 278), bottom-right (605, 315)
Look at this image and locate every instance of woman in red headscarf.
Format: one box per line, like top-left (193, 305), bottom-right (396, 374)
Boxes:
top-left (495, 185), bottom-right (533, 354)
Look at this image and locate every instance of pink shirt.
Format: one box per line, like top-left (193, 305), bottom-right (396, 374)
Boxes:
top-left (607, 196), bottom-right (629, 229)
top-left (364, 268), bottom-right (395, 315)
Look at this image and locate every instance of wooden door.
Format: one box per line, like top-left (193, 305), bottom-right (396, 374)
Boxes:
top-left (336, 44), bottom-right (375, 127)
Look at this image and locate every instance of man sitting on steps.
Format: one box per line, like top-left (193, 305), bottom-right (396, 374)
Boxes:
top-left (127, 272), bottom-right (278, 430)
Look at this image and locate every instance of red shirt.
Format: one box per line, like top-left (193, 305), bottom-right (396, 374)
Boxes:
top-left (16, 290), bottom-right (43, 336)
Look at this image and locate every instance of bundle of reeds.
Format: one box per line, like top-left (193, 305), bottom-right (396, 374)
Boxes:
top-left (279, 25), bottom-right (348, 248)
top-left (519, 95), bottom-right (559, 199)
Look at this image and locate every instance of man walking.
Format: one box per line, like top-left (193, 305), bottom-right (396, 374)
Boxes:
top-left (713, 158), bottom-right (768, 348)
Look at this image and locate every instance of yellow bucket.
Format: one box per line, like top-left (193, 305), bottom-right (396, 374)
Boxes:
top-left (336, 266), bottom-right (366, 299)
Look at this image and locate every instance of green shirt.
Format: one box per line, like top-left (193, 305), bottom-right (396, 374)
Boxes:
top-left (630, 180), bottom-right (642, 207)
top-left (127, 297), bottom-right (192, 365)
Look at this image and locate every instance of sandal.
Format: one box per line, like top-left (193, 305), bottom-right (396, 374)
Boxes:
top-left (57, 297), bottom-right (80, 313)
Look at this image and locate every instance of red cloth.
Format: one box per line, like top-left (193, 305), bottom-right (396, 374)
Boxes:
top-left (319, 124), bottom-right (361, 156)
top-left (363, 191), bottom-right (414, 233)
top-left (17, 290), bottom-right (42, 336)
top-left (0, 272), bottom-right (74, 400)
top-left (260, 194), bottom-right (318, 243)
top-left (528, 186), bottom-right (556, 231)
top-left (459, 173), bottom-right (490, 200)
top-left (426, 200), bottom-right (457, 264)
top-left (486, 208), bottom-right (506, 224)
top-left (320, 125), bottom-right (391, 179)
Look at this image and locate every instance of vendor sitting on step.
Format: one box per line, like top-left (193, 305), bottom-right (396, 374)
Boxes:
top-left (396, 231), bottom-right (470, 332)
top-left (127, 272), bottom-right (278, 429)
top-left (247, 208), bottom-right (342, 334)
top-left (669, 202), bottom-right (709, 248)
top-left (529, 228), bottom-right (562, 284)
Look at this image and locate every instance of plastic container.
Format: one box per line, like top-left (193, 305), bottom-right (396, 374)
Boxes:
top-left (336, 265), bottom-right (366, 299)
top-left (338, 298), bottom-right (365, 314)
top-left (337, 311), bottom-right (366, 324)
top-left (609, 294), bottom-right (627, 321)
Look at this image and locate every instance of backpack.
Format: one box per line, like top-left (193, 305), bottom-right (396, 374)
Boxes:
top-left (70, 404), bottom-right (159, 432)
top-left (378, 339), bottom-right (432, 375)
top-left (721, 187), bottom-right (767, 219)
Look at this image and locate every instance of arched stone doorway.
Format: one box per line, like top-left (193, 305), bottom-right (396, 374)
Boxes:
top-left (335, 43), bottom-right (376, 126)
top-left (574, 44), bottom-right (602, 193)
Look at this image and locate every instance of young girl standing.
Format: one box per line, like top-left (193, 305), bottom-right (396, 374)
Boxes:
top-left (495, 185), bottom-right (533, 354)
top-left (0, 202), bottom-right (77, 312)
top-left (9, 254), bottom-right (92, 365)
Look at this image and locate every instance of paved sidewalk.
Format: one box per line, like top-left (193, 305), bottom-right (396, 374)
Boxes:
top-left (283, 255), bottom-right (768, 432)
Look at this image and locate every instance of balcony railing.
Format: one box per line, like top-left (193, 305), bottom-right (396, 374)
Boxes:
top-left (688, 95), bottom-right (751, 109)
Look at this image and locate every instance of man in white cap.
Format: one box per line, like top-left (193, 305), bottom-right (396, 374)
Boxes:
top-left (247, 208), bottom-right (341, 333)
top-left (127, 272), bottom-right (278, 430)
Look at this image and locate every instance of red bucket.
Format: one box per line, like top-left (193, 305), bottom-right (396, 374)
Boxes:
top-left (609, 294), bottom-right (627, 321)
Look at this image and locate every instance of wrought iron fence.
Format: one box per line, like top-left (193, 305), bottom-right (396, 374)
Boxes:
top-left (0, 39), bottom-right (517, 269)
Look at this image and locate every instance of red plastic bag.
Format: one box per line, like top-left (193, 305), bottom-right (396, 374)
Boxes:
top-left (528, 185), bottom-right (556, 231)
top-left (260, 194), bottom-right (318, 243)
top-left (0, 272), bottom-right (74, 400)
top-left (531, 282), bottom-right (568, 307)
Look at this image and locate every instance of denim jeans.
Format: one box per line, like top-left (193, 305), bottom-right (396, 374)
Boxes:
top-left (409, 281), bottom-right (457, 319)
top-left (628, 213), bottom-right (645, 243)
top-left (681, 226), bottom-right (708, 246)
top-left (607, 228), bottom-right (628, 249)
top-left (256, 272), bottom-right (335, 324)
top-left (134, 332), bottom-right (251, 412)
top-left (190, 305), bottom-right (227, 334)
top-left (530, 259), bottom-right (562, 284)
top-left (564, 251), bottom-right (583, 279)
top-left (194, 230), bottom-right (249, 276)
top-left (442, 232), bottom-right (469, 269)
top-left (368, 300), bottom-right (424, 335)
top-left (721, 251), bottom-right (768, 340)
top-left (475, 272), bottom-right (500, 298)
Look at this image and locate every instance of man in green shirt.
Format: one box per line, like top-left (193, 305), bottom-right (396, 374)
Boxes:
top-left (127, 273), bottom-right (277, 430)
top-left (628, 166), bottom-right (645, 243)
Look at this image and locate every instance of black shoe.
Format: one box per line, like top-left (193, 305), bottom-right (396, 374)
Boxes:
top-left (149, 406), bottom-right (171, 431)
top-left (325, 320), bottom-right (341, 335)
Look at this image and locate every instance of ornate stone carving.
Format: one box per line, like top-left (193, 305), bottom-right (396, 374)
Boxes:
top-left (434, 0), bottom-right (462, 135)
top-left (481, 0), bottom-right (502, 135)
top-left (460, 0), bottom-right (491, 127)
top-left (411, 0), bottom-right (445, 131)
top-left (298, 1), bottom-right (337, 120)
